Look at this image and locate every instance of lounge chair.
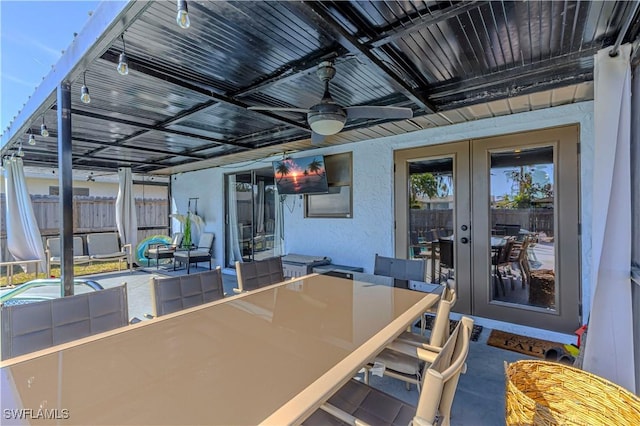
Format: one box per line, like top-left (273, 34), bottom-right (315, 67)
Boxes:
top-left (173, 232), bottom-right (215, 274)
top-left (86, 232), bottom-right (132, 273)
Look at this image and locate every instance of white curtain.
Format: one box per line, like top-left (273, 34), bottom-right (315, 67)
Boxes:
top-left (274, 192), bottom-right (284, 256)
top-left (116, 167), bottom-right (138, 264)
top-left (583, 44), bottom-right (635, 393)
top-left (256, 180), bottom-right (265, 233)
top-left (2, 157), bottom-right (46, 272)
top-left (227, 175), bottom-right (242, 264)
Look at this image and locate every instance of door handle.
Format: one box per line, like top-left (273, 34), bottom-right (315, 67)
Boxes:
top-left (460, 237), bottom-right (469, 244)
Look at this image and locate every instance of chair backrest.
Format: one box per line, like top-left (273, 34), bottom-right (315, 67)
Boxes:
top-left (171, 232), bottom-right (184, 247)
top-left (1, 284), bottom-right (129, 360)
top-left (150, 267), bottom-right (224, 317)
top-left (429, 287), bottom-right (458, 347)
top-left (415, 316), bottom-right (474, 426)
top-left (46, 236), bottom-right (85, 257)
top-left (197, 232), bottom-right (215, 252)
top-left (235, 257), bottom-right (284, 292)
top-left (86, 233), bottom-right (121, 255)
top-left (438, 238), bottom-right (454, 269)
top-left (374, 254), bottom-right (426, 282)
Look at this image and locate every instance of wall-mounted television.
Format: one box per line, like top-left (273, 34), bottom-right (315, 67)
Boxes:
top-left (272, 155), bottom-right (329, 195)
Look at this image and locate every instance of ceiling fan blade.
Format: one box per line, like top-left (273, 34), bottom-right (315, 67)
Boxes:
top-left (311, 131), bottom-right (326, 145)
top-left (345, 106), bottom-right (413, 120)
top-left (248, 106), bottom-right (310, 113)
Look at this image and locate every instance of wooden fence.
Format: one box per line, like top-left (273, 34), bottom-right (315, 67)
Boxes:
top-left (1, 195), bottom-right (169, 262)
top-left (409, 208), bottom-right (554, 244)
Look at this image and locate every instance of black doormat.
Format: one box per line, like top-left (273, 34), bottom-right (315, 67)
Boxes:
top-left (415, 315), bottom-right (484, 342)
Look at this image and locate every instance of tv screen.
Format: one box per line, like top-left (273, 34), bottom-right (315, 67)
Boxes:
top-left (272, 155), bottom-right (329, 195)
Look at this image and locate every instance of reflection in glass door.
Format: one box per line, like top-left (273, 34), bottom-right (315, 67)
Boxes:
top-left (395, 141), bottom-right (472, 314)
top-left (396, 125), bottom-right (580, 333)
top-left (225, 168), bottom-right (281, 267)
top-left (489, 147), bottom-right (555, 309)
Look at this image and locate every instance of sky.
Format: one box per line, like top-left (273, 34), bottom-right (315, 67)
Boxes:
top-left (0, 0), bottom-right (101, 133)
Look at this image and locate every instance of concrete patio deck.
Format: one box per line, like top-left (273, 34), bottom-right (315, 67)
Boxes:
top-left (84, 266), bottom-right (534, 426)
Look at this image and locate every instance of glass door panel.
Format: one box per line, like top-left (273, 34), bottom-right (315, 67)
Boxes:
top-left (225, 168), bottom-right (281, 267)
top-left (395, 141), bottom-right (472, 314)
top-left (472, 125), bottom-right (580, 333)
top-left (489, 147), bottom-right (556, 310)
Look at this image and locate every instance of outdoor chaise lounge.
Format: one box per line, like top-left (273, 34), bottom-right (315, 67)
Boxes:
top-left (45, 236), bottom-right (91, 276)
top-left (86, 232), bottom-right (132, 273)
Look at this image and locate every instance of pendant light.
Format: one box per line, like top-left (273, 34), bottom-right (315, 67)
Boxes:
top-left (176, 0), bottom-right (191, 29)
top-left (40, 115), bottom-right (49, 137)
top-left (81, 71), bottom-right (91, 104)
top-left (28, 129), bottom-right (36, 146)
top-left (117, 34), bottom-right (129, 75)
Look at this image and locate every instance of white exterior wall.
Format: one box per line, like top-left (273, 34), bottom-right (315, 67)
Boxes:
top-left (171, 101), bottom-right (595, 323)
top-left (11, 177), bottom-right (167, 199)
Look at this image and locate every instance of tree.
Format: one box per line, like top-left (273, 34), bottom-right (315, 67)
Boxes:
top-left (308, 158), bottom-right (322, 177)
top-left (503, 168), bottom-right (552, 208)
top-left (274, 162), bottom-right (290, 183)
top-left (410, 173), bottom-right (439, 208)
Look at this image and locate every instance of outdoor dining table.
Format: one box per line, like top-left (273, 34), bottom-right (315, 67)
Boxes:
top-left (0, 273), bottom-right (442, 425)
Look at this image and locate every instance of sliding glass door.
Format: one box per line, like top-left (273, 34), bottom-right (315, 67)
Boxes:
top-left (225, 168), bottom-right (281, 267)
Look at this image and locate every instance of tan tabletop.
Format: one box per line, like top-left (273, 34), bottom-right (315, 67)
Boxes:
top-left (0, 274), bottom-right (441, 425)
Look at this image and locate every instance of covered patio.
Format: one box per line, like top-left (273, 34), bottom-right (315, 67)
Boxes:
top-left (1, 0), bottom-right (640, 422)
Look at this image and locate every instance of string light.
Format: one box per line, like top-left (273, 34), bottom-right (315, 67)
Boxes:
top-left (176, 0), bottom-right (191, 29)
top-left (28, 134), bottom-right (36, 145)
top-left (117, 34), bottom-right (129, 75)
top-left (81, 71), bottom-right (91, 103)
top-left (40, 115), bottom-right (49, 137)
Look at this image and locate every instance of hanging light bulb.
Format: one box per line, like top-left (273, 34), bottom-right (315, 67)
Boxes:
top-left (40, 116), bottom-right (49, 137)
top-left (176, 0), bottom-right (191, 29)
top-left (81, 71), bottom-right (91, 104)
top-left (17, 142), bottom-right (24, 157)
top-left (117, 34), bottom-right (129, 75)
top-left (28, 134), bottom-right (36, 146)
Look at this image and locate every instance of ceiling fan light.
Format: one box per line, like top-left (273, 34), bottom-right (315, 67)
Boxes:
top-left (308, 113), bottom-right (346, 135)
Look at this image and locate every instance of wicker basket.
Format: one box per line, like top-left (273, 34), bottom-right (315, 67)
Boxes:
top-left (505, 360), bottom-right (640, 426)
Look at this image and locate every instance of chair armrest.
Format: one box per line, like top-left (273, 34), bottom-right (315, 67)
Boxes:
top-left (320, 403), bottom-right (372, 426)
top-left (416, 346), bottom-right (439, 364)
top-left (121, 243), bottom-right (132, 254)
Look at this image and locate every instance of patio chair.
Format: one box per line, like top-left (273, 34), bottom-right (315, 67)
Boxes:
top-left (150, 267), bottom-right (224, 317)
top-left (1, 284), bottom-right (129, 360)
top-left (365, 287), bottom-right (457, 390)
top-left (173, 232), bottom-right (215, 274)
top-left (374, 254), bottom-right (426, 282)
top-left (86, 232), bottom-right (132, 273)
top-left (45, 236), bottom-right (91, 276)
top-left (234, 256), bottom-right (284, 293)
top-left (304, 316), bottom-right (474, 426)
top-left (491, 237), bottom-right (515, 296)
top-left (147, 232), bottom-right (183, 268)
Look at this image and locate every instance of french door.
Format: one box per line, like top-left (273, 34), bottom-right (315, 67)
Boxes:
top-left (395, 125), bottom-right (580, 333)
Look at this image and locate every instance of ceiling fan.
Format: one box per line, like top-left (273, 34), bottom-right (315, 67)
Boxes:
top-left (248, 61), bottom-right (413, 144)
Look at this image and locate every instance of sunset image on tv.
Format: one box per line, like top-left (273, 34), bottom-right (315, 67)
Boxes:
top-left (272, 156), bottom-right (329, 195)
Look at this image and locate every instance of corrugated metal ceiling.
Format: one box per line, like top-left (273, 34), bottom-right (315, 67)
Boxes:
top-left (1, 0), bottom-right (638, 175)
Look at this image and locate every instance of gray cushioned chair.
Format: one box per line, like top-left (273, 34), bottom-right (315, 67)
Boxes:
top-left (150, 267), bottom-right (224, 317)
top-left (147, 232), bottom-right (183, 268)
top-left (45, 236), bottom-right (91, 276)
top-left (234, 256), bottom-right (284, 293)
top-left (86, 232), bottom-right (132, 273)
top-left (1, 283), bottom-right (129, 360)
top-left (304, 317), bottom-right (474, 426)
top-left (374, 253), bottom-right (426, 282)
top-left (173, 232), bottom-right (215, 274)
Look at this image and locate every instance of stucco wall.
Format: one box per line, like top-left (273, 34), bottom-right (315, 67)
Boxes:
top-left (171, 101), bottom-right (595, 322)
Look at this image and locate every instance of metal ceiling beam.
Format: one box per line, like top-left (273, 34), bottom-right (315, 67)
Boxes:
top-left (369, 1), bottom-right (487, 48)
top-left (428, 51), bottom-right (597, 102)
top-left (100, 50), bottom-right (309, 132)
top-left (67, 103), bottom-right (251, 149)
top-left (297, 1), bottom-right (436, 113)
top-left (230, 43), bottom-right (348, 97)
